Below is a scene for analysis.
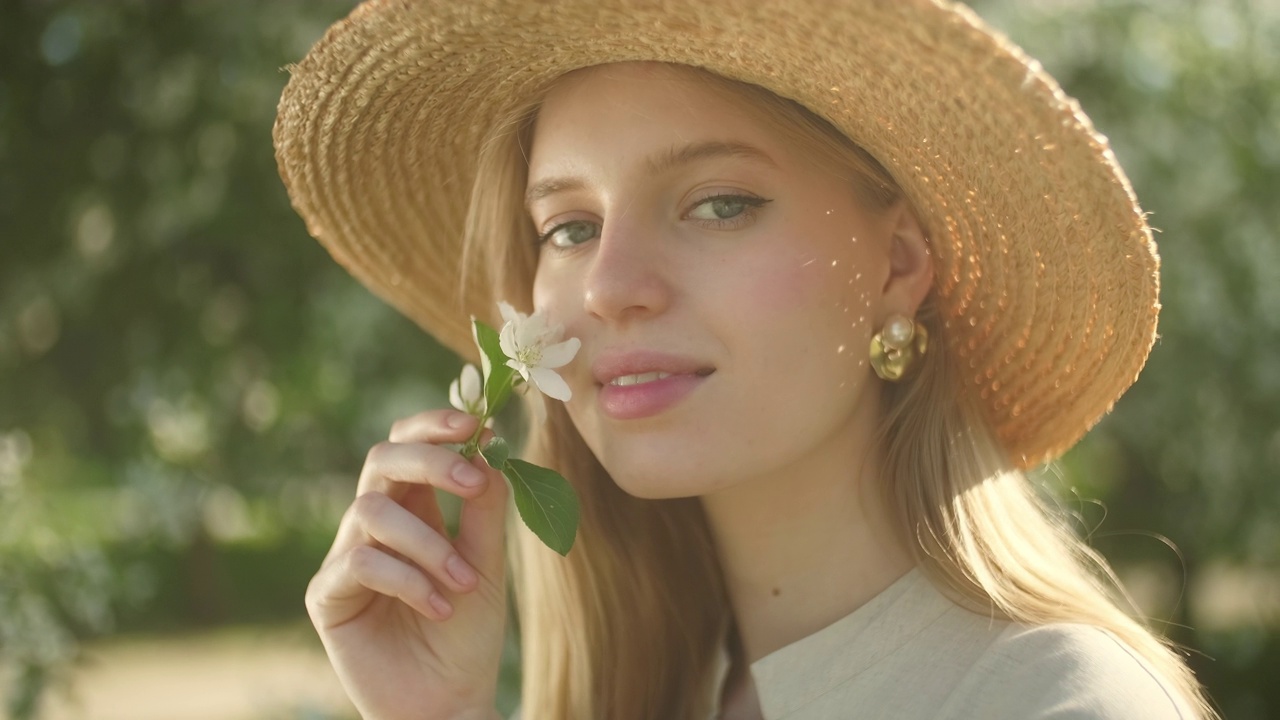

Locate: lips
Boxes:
[586,349,717,420]
[591,349,716,387]
[609,370,678,386]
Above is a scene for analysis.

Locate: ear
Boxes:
[879,201,934,321]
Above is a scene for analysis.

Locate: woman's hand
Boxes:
[306,409,509,720]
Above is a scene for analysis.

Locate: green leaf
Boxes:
[480,436,510,470]
[503,459,579,556]
[472,317,518,415]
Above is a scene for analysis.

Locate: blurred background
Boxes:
[0,0,1276,718]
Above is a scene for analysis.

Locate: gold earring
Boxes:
[869,314,929,381]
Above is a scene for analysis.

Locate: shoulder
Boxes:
[938,622,1195,720]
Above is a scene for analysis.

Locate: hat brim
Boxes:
[273,0,1159,469]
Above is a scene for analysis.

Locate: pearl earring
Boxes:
[869,314,929,381]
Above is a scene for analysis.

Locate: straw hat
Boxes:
[273,0,1159,470]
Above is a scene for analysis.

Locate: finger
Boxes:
[350,491,480,594]
[356,440,490,500]
[401,483,448,537]
[389,409,479,445]
[307,545,452,627]
[454,454,510,580]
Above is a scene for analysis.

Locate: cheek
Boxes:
[724,248,883,421]
[531,271,549,310]
[730,240,877,345]
[531,264,568,315]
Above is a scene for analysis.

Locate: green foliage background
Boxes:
[1,1,1276,718]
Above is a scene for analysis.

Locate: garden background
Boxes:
[1,1,1277,718]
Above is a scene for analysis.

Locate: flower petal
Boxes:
[507,358,532,382]
[538,337,581,369]
[535,314,557,338]
[449,377,465,412]
[499,320,519,360]
[530,366,572,401]
[498,301,520,326]
[517,315,545,349]
[460,363,483,403]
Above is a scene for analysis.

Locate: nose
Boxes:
[581,217,671,322]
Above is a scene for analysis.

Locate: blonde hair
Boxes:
[460,63,1217,720]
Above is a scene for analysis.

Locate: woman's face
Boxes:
[528,62,903,499]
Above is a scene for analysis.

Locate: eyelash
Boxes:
[534,193,773,253]
[687,193,773,228]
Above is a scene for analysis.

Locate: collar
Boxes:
[708,568,952,719]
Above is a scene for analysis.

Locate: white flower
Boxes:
[497,301,581,403]
[448,363,485,416]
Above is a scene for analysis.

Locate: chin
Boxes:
[605,455,733,500]
[579,424,735,499]
[609,472,696,500]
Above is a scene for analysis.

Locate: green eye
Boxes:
[691,196,749,220]
[688,194,770,224]
[541,220,599,248]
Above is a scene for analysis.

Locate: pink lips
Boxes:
[592,349,715,421]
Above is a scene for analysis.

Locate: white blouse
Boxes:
[704,568,1195,719]
[509,568,1196,719]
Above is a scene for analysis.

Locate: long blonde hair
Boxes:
[460,63,1217,720]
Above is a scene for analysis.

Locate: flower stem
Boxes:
[460,420,488,460]
[461,377,512,459]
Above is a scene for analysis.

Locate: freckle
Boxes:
[772,587,782,597]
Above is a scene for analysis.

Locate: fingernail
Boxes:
[446,553,478,586]
[447,412,471,429]
[429,592,453,617]
[452,463,486,487]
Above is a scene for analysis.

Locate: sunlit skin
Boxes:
[528,62,934,715]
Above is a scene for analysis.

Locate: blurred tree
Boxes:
[0,0,1276,718]
[0,1,462,716]
[971,2,1280,717]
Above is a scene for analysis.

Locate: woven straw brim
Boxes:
[273,0,1159,470]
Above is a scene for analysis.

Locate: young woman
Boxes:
[274,1,1216,718]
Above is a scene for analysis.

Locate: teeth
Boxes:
[609,371,672,386]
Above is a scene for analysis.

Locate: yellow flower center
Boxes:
[516,346,542,367]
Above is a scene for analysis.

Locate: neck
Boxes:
[698,399,914,666]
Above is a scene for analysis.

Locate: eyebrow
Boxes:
[523,140,777,209]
